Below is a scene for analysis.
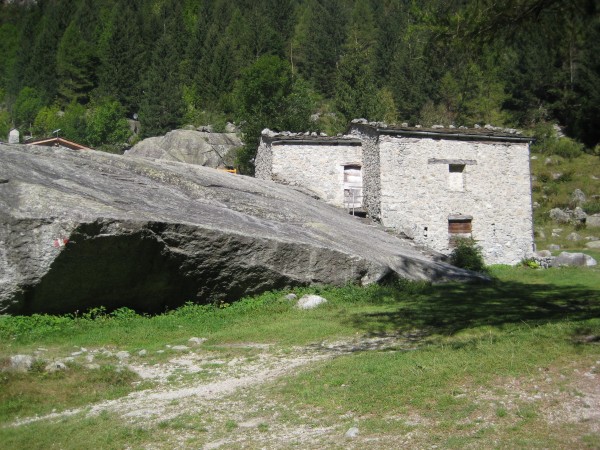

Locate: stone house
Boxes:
[256,121,535,265]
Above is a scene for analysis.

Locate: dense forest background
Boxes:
[1,0,598,170]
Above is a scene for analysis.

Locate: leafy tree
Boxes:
[85,98,130,147]
[60,101,87,143]
[12,87,44,132]
[233,55,315,173]
[33,104,62,137]
[0,23,20,94]
[0,109,11,140]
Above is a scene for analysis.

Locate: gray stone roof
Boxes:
[349,120,534,143]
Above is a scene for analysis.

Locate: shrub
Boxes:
[546,138,584,160]
[582,201,600,215]
[519,258,541,269]
[449,238,488,273]
[537,172,552,183]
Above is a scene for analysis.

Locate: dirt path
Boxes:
[10,334,417,429]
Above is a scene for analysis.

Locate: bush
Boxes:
[582,201,600,215]
[449,238,488,273]
[545,138,584,160]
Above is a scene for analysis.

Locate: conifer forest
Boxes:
[1,0,598,171]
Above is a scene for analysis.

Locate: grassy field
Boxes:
[530,149,600,251]
[0,262,599,449]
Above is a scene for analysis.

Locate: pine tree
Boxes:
[334,1,380,121]
[56,21,97,105]
[291,0,348,96]
[138,0,185,137]
[97,0,147,115]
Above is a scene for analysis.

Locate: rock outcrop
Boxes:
[125,129,241,168]
[0,144,479,315]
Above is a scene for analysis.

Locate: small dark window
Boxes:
[449,164,465,173]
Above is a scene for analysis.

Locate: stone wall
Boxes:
[377,135,534,264]
[256,135,362,208]
[347,124,381,219]
[255,136,273,179]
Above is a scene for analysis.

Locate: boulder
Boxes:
[571,189,586,205]
[8,354,33,372]
[566,232,582,241]
[585,241,600,249]
[125,129,241,168]
[573,207,587,223]
[0,145,481,315]
[587,214,600,228]
[8,129,19,144]
[296,294,327,310]
[45,361,67,373]
[551,252,597,267]
[549,208,571,224]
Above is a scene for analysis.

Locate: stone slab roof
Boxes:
[349,121,534,143]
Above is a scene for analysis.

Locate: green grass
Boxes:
[0,264,599,448]
[530,150,600,251]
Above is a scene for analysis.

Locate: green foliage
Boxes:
[519,258,541,269]
[56,21,97,105]
[2,0,599,149]
[233,55,316,173]
[547,138,585,160]
[582,201,600,215]
[85,99,129,147]
[32,105,62,137]
[449,238,488,273]
[12,87,44,131]
[0,109,10,140]
[60,102,87,143]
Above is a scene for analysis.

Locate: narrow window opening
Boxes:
[343,164,363,215]
[448,164,466,191]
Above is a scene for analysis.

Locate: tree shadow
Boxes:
[349,278,600,337]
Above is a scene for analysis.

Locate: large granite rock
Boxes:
[0,144,480,315]
[125,129,241,168]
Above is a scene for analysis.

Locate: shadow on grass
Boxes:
[351,278,600,336]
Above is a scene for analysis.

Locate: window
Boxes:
[448,164,465,191]
[343,164,363,211]
[448,216,472,246]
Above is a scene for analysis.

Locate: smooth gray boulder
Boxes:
[8,354,33,372]
[0,144,480,315]
[588,214,600,228]
[125,129,241,168]
[296,294,327,310]
[551,252,597,267]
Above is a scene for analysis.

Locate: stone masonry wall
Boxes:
[255,137,273,179]
[378,135,534,264]
[256,138,363,208]
[348,125,381,220]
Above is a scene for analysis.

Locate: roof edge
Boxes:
[376,128,534,143]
